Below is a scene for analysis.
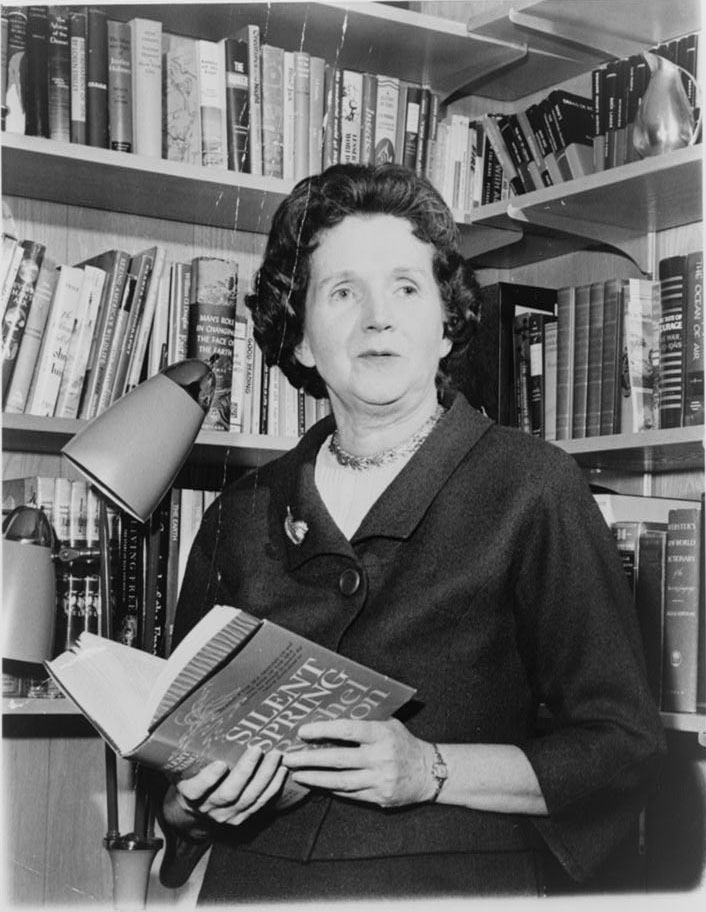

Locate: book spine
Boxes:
[360,72,377,166]
[402,84,422,171]
[130,18,162,158]
[292,51,310,180]
[415,87,431,177]
[229,312,248,433]
[4,7,28,134]
[322,65,341,168]
[373,74,399,164]
[223,37,250,173]
[86,6,108,148]
[527,313,551,437]
[69,7,87,144]
[619,278,660,433]
[107,19,132,152]
[162,33,201,165]
[585,281,605,437]
[571,284,591,439]
[110,252,154,402]
[116,515,143,647]
[125,246,167,392]
[682,249,704,426]
[1,239,46,398]
[658,255,687,429]
[261,44,285,178]
[186,257,238,431]
[240,24,261,176]
[340,69,363,165]
[308,55,326,174]
[162,488,182,658]
[47,7,71,142]
[543,319,558,441]
[555,286,575,440]
[635,527,667,707]
[599,278,622,436]
[662,507,702,712]
[25,5,49,137]
[282,51,295,180]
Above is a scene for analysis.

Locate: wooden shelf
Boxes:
[1,412,296,469]
[462,146,704,269]
[660,712,706,748]
[554,425,704,474]
[2,696,79,716]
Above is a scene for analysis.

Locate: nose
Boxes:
[361,288,393,332]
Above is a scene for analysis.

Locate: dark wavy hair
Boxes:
[244,162,480,398]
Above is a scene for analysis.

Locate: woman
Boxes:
[159,163,665,901]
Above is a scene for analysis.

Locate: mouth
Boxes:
[358,350,399,359]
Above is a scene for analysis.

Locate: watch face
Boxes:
[432,761,448,780]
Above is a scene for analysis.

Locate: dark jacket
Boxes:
[165,392,665,888]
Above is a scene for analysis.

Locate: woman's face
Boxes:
[295,214,451,419]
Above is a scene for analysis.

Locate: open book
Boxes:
[46,605,416,800]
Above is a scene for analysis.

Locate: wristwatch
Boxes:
[429,742,448,802]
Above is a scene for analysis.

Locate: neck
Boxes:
[329,392,441,457]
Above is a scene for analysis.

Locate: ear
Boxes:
[294,334,316,368]
[439,334,453,359]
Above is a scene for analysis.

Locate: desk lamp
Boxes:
[61,358,215,908]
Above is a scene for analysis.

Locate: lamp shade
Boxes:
[61,360,215,522]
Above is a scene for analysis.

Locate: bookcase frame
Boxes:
[2,0,704,903]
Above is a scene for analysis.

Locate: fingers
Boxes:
[297,718,383,745]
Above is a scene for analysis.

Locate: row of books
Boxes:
[2,473,220,669]
[594,491,705,715]
[512,250,704,442]
[0,230,330,437]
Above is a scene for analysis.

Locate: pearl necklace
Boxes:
[328,404,446,471]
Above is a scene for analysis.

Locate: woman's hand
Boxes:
[164,745,289,834]
[283,718,436,807]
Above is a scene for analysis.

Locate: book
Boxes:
[69,7,87,144]
[309,55,326,174]
[292,51,310,180]
[223,36,250,173]
[162,32,201,165]
[658,255,687,429]
[599,278,623,436]
[591,66,606,173]
[2,474,56,516]
[3,255,59,414]
[129,18,162,158]
[4,6,27,134]
[662,506,702,713]
[682,249,704,426]
[360,71,377,166]
[108,247,156,403]
[585,280,605,437]
[260,43,285,178]
[107,19,132,152]
[635,526,668,706]
[47,6,71,143]
[373,74,400,164]
[401,83,423,172]
[25,5,49,138]
[26,265,85,417]
[186,256,239,431]
[620,277,660,433]
[548,90,594,181]
[571,283,591,439]
[76,248,130,420]
[86,6,109,148]
[527,312,557,438]
[1,238,46,398]
[233,24,261,177]
[229,310,248,433]
[124,245,167,393]
[46,604,416,802]
[282,51,295,181]
[322,64,341,168]
[340,68,363,166]
[543,318,558,441]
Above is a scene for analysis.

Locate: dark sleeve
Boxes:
[514,454,666,882]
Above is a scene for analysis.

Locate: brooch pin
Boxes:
[284,506,308,545]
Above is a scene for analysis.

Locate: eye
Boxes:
[395,280,419,298]
[330,286,352,302]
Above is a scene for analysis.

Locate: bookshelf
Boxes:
[2,0,704,904]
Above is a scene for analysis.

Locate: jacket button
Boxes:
[338,568,361,596]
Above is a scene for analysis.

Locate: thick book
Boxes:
[260,43,285,178]
[46,604,416,801]
[107,19,132,152]
[662,506,703,713]
[223,36,250,173]
[599,278,623,436]
[309,55,326,173]
[197,38,227,169]
[5,7,28,134]
[527,312,557,438]
[86,6,109,148]
[571,283,592,439]
[187,256,238,431]
[555,285,575,440]
[620,277,660,433]
[25,5,49,138]
[130,17,162,158]
[162,32,201,165]
[292,51,310,180]
[373,74,400,165]
[658,255,687,429]
[69,7,87,144]
[1,238,46,398]
[108,247,156,403]
[635,526,668,706]
[359,71,377,166]
[585,280,605,437]
[47,7,71,142]
[546,90,594,181]
[682,249,704,426]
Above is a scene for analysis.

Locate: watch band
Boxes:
[429,742,448,802]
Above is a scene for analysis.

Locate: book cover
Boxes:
[620,277,660,433]
[125,245,167,393]
[535,98,564,185]
[662,506,702,713]
[543,319,558,441]
[162,32,201,165]
[635,526,668,706]
[292,51,310,180]
[2,474,55,516]
[625,53,649,165]
[359,71,377,166]
[223,36,250,173]
[340,68,363,165]
[109,247,156,402]
[3,255,59,414]
[46,604,416,803]
[599,278,623,436]
[47,6,70,143]
[54,263,106,419]
[585,280,605,437]
[658,255,687,429]
[5,6,28,134]
[480,113,523,197]
[394,81,408,166]
[682,249,704,426]
[1,238,46,398]
[549,90,594,181]
[373,74,399,165]
[1,236,22,311]
[69,7,87,144]
[187,256,238,431]
[167,261,191,364]
[77,248,131,420]
[86,6,109,148]
[26,264,85,417]
[322,65,341,168]
[516,107,551,187]
[571,283,591,439]
[261,43,285,178]
[591,66,606,173]
[107,18,132,152]
[25,5,49,138]
[130,17,162,158]
[163,487,182,658]
[282,51,295,181]
[116,513,144,648]
[233,24,261,176]
[229,311,248,433]
[401,83,422,172]
[513,313,532,434]
[414,86,431,177]
[309,55,326,174]
[528,312,557,438]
